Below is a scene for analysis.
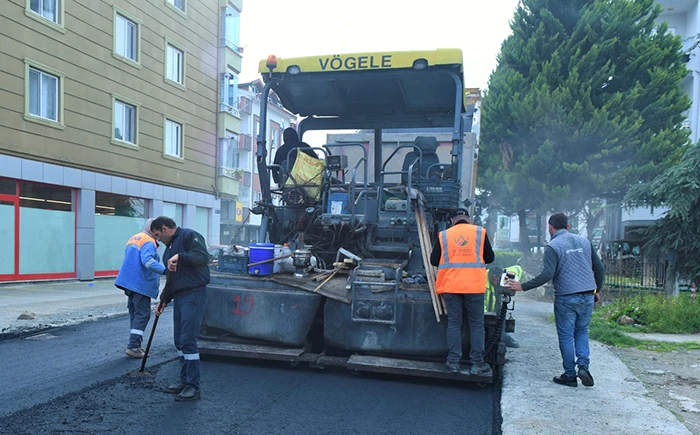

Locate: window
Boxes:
[29,68,58,121]
[222,6,241,51]
[164,117,184,160]
[19,182,75,275]
[24,59,64,129]
[165,0,186,15]
[25,0,65,33]
[220,71,239,115]
[94,193,147,272]
[111,94,139,147]
[113,7,141,68]
[165,39,186,89]
[220,136,239,170]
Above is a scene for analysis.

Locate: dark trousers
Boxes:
[126,291,151,349]
[443,293,486,365]
[173,287,207,389]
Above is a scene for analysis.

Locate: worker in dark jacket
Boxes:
[151,216,210,402]
[272,127,316,185]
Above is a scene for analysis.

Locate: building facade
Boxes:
[221,80,296,244]
[0,0,223,281]
[215,0,244,243]
[659,0,700,142]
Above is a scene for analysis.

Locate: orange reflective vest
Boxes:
[126,232,157,249]
[435,224,487,294]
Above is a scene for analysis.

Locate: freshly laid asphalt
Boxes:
[0,278,693,434]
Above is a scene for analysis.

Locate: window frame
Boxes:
[164,37,187,91]
[111,93,140,149]
[25,0,65,33]
[112,6,142,70]
[163,115,186,162]
[23,58,65,130]
[164,0,187,18]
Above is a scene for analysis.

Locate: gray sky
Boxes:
[238,0,519,90]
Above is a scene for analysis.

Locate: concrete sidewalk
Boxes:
[501,295,691,435]
[0,279,128,338]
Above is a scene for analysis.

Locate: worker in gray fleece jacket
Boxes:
[505,213,604,388]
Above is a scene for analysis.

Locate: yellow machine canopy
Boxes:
[258,49,467,123]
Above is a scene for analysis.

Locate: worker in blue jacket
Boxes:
[115,218,167,358]
[151,216,210,402]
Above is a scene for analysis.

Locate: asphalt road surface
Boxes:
[0,315,500,435]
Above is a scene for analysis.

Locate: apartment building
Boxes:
[215,0,245,242]
[601,1,698,246]
[220,80,296,243]
[0,0,222,281]
[659,0,700,142]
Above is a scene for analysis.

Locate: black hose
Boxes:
[485,294,510,357]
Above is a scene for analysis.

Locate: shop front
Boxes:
[0,178,76,281]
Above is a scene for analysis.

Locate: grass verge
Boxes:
[589,293,700,352]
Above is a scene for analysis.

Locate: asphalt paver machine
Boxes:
[199,49,509,384]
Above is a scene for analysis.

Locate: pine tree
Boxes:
[480,0,691,247]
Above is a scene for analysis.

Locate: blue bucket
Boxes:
[248,242,275,276]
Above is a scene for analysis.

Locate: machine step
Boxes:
[346,355,492,383]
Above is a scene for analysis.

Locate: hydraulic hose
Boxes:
[485,293,510,357]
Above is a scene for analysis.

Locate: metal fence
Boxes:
[602,258,666,291]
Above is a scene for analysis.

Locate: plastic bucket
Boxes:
[248,242,275,276]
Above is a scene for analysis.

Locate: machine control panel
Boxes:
[326,155,349,171]
[384,199,408,211]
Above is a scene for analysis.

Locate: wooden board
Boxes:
[414,199,442,320]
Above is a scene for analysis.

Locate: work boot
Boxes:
[175,386,201,402]
[470,361,493,377]
[503,334,520,349]
[553,373,578,387]
[161,380,186,394]
[125,348,145,358]
[445,361,461,373]
[578,366,594,387]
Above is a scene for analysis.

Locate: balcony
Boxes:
[239,133,253,150]
[220,39,242,74]
[216,173,239,198]
[218,110,241,137]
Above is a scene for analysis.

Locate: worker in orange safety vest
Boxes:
[430,208,495,376]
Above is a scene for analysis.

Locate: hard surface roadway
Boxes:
[0,313,500,435]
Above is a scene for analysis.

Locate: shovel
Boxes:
[128,314,160,377]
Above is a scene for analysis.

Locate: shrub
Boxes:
[492,250,523,271]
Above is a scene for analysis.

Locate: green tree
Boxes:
[480,0,691,248]
[626,144,700,297]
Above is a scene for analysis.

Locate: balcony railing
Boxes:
[221,37,243,54]
[220,103,241,118]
